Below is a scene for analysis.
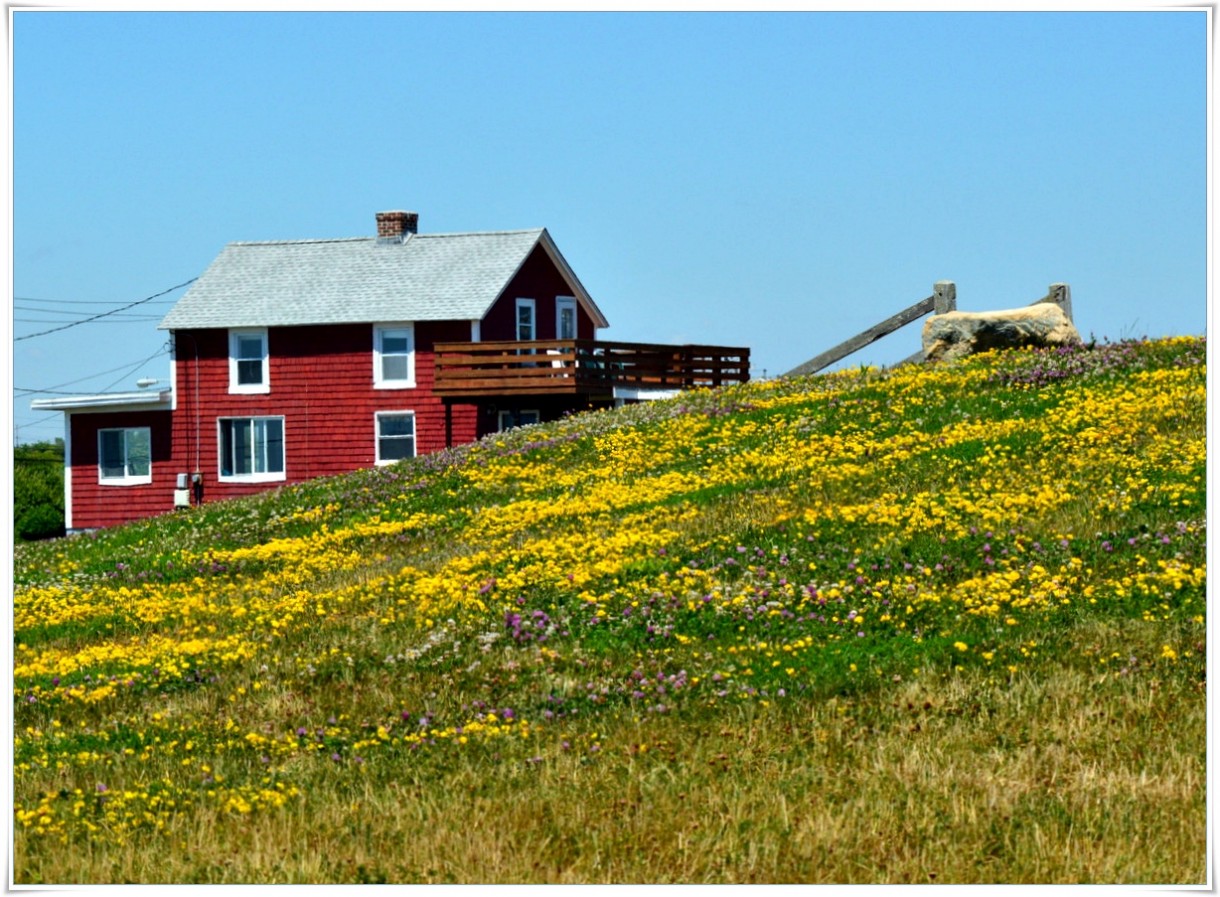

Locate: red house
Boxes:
[34,210,749,532]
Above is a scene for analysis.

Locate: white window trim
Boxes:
[98,426,153,486]
[556,295,578,340]
[375,410,417,465]
[515,298,536,341]
[228,328,270,395]
[373,322,416,389]
[217,416,286,483]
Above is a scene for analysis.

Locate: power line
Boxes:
[15,387,105,395]
[15,304,165,315]
[16,308,163,317]
[14,343,172,446]
[15,344,171,399]
[14,347,174,395]
[14,277,197,341]
[15,295,179,306]
[97,343,172,393]
[16,412,68,433]
[16,316,164,325]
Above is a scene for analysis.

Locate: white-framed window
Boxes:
[98,427,152,485]
[229,329,269,394]
[497,409,540,431]
[375,411,416,464]
[218,416,285,482]
[373,323,416,389]
[515,298,536,341]
[515,298,537,365]
[556,296,578,340]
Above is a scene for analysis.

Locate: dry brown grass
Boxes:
[18,651,1205,885]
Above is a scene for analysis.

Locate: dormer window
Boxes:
[229,329,269,394]
[374,323,415,389]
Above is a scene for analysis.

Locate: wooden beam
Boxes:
[1033,283,1073,322]
[782,295,936,378]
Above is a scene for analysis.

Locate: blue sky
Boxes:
[8,8,1209,445]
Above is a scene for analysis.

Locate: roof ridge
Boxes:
[227,228,544,248]
[229,237,372,247]
[416,228,544,237]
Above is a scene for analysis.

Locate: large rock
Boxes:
[922,303,1081,363]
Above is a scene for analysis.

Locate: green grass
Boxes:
[12,337,1207,884]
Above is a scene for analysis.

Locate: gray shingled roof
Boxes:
[159,228,608,330]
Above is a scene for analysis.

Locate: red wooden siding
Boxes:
[170,323,480,508]
[67,409,174,529]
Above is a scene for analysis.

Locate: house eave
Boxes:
[533,230,611,329]
[31,390,173,413]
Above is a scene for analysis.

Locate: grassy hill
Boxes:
[13,336,1207,884]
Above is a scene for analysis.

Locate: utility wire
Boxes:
[16,317,163,325]
[14,277,197,341]
[15,295,179,305]
[17,344,171,398]
[15,387,106,396]
[97,343,172,393]
[17,411,69,432]
[14,344,172,443]
[15,304,165,315]
[15,348,175,395]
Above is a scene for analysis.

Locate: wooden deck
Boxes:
[433,339,750,399]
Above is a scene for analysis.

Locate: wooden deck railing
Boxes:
[433,339,751,398]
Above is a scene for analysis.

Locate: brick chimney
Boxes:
[375,210,419,242]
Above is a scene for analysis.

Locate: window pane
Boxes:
[237,335,263,359]
[99,431,126,478]
[237,359,263,386]
[382,355,410,381]
[126,429,151,477]
[257,419,284,474]
[266,419,284,473]
[381,331,410,354]
[559,307,576,339]
[220,422,234,477]
[379,436,415,461]
[379,415,414,438]
[232,419,253,475]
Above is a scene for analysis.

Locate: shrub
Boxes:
[14,440,64,541]
[16,504,64,541]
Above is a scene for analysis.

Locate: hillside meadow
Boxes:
[11,336,1208,884]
